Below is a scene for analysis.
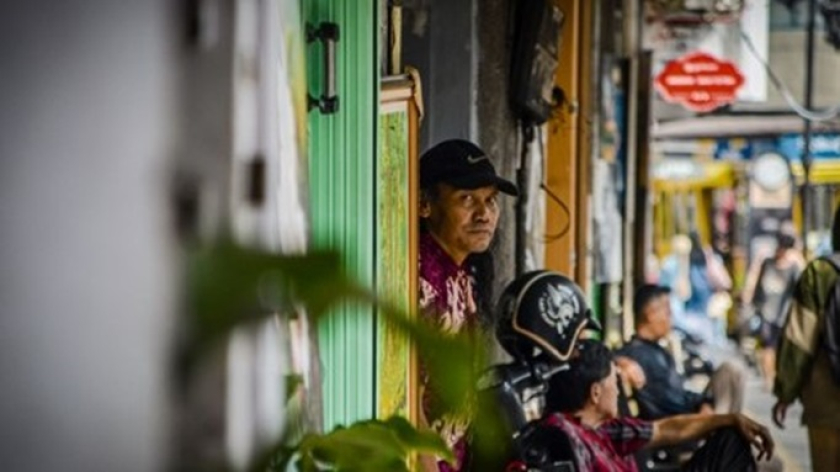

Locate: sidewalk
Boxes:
[702,342,811,471]
[743,373,810,472]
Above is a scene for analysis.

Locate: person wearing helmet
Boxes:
[495,270,646,392]
[417,139,517,472]
[543,339,773,472]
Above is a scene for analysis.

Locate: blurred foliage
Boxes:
[291,417,452,471]
[182,239,503,471]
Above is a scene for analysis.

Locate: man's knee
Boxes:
[713,361,746,395]
[714,361,744,383]
[705,426,756,468]
[708,426,749,448]
[683,427,756,472]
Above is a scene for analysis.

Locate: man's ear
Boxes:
[419,195,432,218]
[589,382,603,405]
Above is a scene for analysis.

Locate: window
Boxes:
[770,1,825,31]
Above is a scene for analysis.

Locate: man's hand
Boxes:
[697,403,714,416]
[772,401,789,429]
[615,356,646,390]
[733,414,774,461]
[650,412,774,458]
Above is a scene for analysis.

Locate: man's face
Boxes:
[420,183,500,263]
[595,363,620,420]
[644,295,672,339]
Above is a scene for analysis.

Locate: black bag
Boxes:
[820,255,840,385]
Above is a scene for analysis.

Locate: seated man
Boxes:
[618,284,744,419]
[543,339,773,471]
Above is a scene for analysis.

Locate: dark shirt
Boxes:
[754,258,799,328]
[544,412,653,472]
[617,336,711,419]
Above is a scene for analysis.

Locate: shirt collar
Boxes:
[419,232,466,272]
[631,335,669,352]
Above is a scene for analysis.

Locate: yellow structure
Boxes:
[544,0,593,287]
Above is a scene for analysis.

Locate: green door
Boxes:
[305,0,378,430]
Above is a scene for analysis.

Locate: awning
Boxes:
[792,161,840,185]
[653,114,840,140]
[652,160,736,191]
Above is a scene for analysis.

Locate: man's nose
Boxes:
[473,202,491,221]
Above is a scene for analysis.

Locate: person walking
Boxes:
[773,205,840,472]
[748,233,802,390]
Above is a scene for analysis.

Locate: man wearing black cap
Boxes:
[416,139,517,472]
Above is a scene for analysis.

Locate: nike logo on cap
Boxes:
[467,155,488,164]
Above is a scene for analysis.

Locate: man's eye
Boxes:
[461,195,475,205]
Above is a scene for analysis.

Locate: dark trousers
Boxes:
[681,427,756,472]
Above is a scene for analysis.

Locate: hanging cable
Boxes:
[737,26,840,122]
[535,126,572,242]
[541,183,572,241]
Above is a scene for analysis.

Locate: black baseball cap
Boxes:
[420,139,518,196]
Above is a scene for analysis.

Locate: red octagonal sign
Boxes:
[654,51,745,113]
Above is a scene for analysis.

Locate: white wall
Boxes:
[0,2,178,470]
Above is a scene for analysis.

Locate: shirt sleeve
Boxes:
[752,260,769,310]
[599,417,653,456]
[624,344,706,417]
[634,379,706,417]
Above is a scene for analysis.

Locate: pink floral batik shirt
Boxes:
[418,232,478,472]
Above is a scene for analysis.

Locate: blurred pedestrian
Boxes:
[748,233,802,390]
[659,234,695,338]
[686,231,732,346]
[773,205,840,472]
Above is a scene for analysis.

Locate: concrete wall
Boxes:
[403,0,519,305]
[402,0,478,151]
[0,1,181,470]
[0,1,240,469]
[476,0,520,302]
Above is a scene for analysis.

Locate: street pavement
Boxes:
[700,341,811,472]
[744,375,810,472]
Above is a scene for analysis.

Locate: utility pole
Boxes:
[801,0,817,257]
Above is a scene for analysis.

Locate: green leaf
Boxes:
[382,416,451,457]
[183,239,360,365]
[181,239,497,470]
[379,305,486,416]
[296,417,453,471]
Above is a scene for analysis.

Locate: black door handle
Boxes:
[307,22,340,114]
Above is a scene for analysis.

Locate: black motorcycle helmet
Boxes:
[496,270,600,362]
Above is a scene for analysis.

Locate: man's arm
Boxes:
[628,351,708,417]
[647,413,773,461]
[633,385,708,417]
[742,257,766,305]
[614,356,646,390]
[618,342,708,417]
